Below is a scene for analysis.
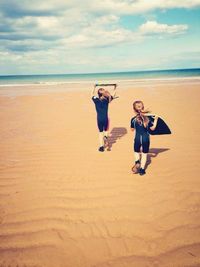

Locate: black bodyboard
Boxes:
[147,116,171,135]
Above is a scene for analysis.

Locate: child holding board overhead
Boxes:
[130,100,158,175]
[91,84,117,152]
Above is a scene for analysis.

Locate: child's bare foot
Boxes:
[104,136,109,148]
[131,161,140,174]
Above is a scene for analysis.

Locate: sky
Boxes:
[0,0,200,75]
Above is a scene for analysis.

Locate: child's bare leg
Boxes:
[103,131,109,148]
[104,131,108,138]
[140,153,147,169]
[139,153,147,175]
[134,152,140,163]
[99,132,104,147]
[132,152,140,173]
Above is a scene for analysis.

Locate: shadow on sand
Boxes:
[146,148,170,169]
[107,127,127,151]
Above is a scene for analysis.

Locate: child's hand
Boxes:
[154,115,159,121]
[103,90,110,97]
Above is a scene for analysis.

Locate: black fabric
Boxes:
[92,96,112,132]
[97,118,109,132]
[134,133,150,153]
[92,96,112,119]
[131,117,153,153]
[130,117,153,133]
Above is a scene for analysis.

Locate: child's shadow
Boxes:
[107,127,127,151]
[146,148,170,169]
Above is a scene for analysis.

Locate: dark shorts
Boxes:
[134,134,150,153]
[97,117,109,132]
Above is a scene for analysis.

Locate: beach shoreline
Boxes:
[0,75,200,87]
[0,77,200,97]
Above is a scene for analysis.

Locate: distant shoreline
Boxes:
[0,68,200,86]
[0,76,200,88]
[0,76,200,98]
[1,67,200,77]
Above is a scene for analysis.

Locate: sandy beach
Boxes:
[0,79,200,267]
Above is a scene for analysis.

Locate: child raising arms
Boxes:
[91,84,117,152]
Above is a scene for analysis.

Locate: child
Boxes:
[130,100,158,175]
[91,85,117,152]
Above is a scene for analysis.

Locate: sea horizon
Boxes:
[0,67,200,86]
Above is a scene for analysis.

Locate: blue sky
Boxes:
[0,0,200,75]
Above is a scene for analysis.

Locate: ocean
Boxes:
[0,68,200,86]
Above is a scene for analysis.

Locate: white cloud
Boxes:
[139,20,188,35]
[0,14,189,52]
[0,0,199,74]
[59,18,188,49]
[0,0,196,47]
[89,0,200,14]
[64,28,132,48]
[1,0,200,17]
[61,15,138,48]
[0,13,141,50]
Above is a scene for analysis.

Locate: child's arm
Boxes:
[105,84,118,102]
[91,85,97,98]
[130,117,136,132]
[150,116,158,131]
[103,90,113,102]
[111,84,117,97]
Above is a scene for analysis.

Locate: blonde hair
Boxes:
[133,100,150,128]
